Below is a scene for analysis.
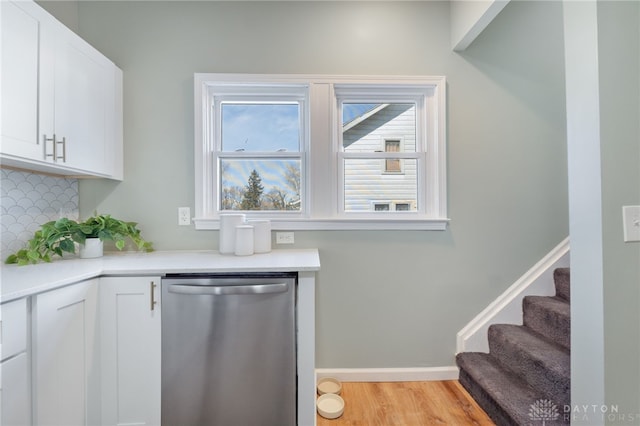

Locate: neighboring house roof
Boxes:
[343,104,388,132]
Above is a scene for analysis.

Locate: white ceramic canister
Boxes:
[234,225,254,256]
[79,238,104,259]
[219,213,246,254]
[247,219,271,253]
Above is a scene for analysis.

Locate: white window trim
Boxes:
[194,73,448,231]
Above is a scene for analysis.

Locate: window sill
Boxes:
[193,217,450,231]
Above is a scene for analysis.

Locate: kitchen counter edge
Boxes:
[0,249,321,303]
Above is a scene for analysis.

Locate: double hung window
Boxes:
[217,97,305,213]
[194,74,447,230]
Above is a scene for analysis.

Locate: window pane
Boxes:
[342,103,416,153]
[221,103,300,152]
[220,159,301,211]
[343,159,418,212]
[385,140,402,172]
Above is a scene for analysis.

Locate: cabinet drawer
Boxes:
[0,298,28,361]
[0,352,31,426]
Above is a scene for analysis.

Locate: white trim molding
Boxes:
[456,237,570,354]
[193,217,449,231]
[193,73,448,231]
[315,366,459,383]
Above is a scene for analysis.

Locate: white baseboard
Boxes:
[456,237,570,354]
[315,366,459,382]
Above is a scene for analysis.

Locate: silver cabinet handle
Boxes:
[151,281,157,311]
[43,134,66,163]
[168,282,288,296]
[44,134,56,161]
[58,136,66,162]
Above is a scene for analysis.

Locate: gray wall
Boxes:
[37,0,78,32]
[74,1,568,368]
[598,1,640,419]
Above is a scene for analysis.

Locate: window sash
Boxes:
[219,102,302,153]
[337,152,426,216]
[208,87,308,217]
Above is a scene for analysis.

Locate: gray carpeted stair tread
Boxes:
[457,352,569,426]
[456,268,570,425]
[554,268,570,302]
[488,324,570,408]
[523,295,570,350]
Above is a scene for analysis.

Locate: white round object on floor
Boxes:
[316,393,345,419]
[317,377,342,395]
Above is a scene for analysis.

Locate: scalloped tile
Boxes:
[1,170,79,258]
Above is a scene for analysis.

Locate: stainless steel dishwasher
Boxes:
[161,273,297,426]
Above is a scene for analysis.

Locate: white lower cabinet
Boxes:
[25,276,160,426]
[1,352,31,426]
[33,279,100,426]
[0,298,31,426]
[100,276,161,426]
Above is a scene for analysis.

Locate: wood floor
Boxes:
[316,380,495,426]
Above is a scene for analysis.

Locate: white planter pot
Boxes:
[79,238,103,259]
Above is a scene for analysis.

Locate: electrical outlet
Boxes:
[178,207,191,226]
[276,232,295,244]
[623,205,640,242]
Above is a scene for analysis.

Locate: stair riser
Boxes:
[459,366,569,426]
[488,328,570,408]
[523,299,570,350]
[458,368,520,426]
[554,268,570,302]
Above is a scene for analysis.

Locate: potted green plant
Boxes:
[5,214,153,265]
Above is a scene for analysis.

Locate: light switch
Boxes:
[622,205,640,242]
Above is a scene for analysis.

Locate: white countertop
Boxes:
[0,249,320,303]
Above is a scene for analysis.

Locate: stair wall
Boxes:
[457,238,570,354]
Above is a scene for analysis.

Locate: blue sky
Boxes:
[221,103,299,152]
[343,103,379,125]
[220,159,299,191]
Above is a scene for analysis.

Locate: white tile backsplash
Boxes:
[1,169,79,259]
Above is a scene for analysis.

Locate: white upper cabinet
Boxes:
[1,1,50,160]
[51,23,121,177]
[1,0,123,180]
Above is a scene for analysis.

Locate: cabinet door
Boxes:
[53,24,113,176]
[1,0,122,179]
[0,0,54,161]
[0,298,31,426]
[0,298,28,360]
[100,277,161,426]
[34,279,100,426]
[0,353,31,426]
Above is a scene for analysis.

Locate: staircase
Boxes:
[456,268,570,426]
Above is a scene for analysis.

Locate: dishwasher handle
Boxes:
[167,282,288,296]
